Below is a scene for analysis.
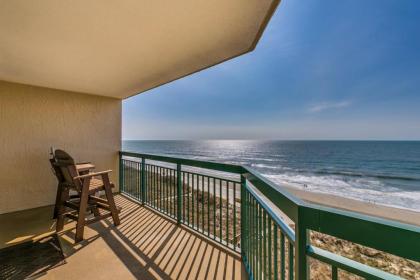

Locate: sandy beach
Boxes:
[282,185,420,227]
[178,171,420,226]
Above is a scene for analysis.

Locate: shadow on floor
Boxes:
[0,234,66,279]
[58,195,244,279]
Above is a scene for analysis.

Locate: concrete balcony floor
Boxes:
[0,195,245,279]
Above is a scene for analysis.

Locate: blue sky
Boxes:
[123,0,420,140]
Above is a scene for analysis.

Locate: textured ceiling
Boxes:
[0,0,280,99]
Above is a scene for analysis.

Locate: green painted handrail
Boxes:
[244,179,295,244]
[120,151,243,174]
[301,204,420,262]
[242,167,305,222]
[307,246,403,280]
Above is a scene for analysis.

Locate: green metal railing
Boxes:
[119,151,420,280]
[120,151,241,251]
[242,180,296,280]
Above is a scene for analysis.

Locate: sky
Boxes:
[123,0,420,140]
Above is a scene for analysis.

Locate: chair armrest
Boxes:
[74,170,112,180]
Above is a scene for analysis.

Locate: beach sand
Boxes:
[282,185,420,226]
[158,170,420,227]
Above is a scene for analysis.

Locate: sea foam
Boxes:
[265,173,420,212]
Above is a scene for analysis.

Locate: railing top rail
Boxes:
[242,167,306,222]
[302,203,420,262]
[244,180,296,244]
[307,246,403,280]
[120,151,243,174]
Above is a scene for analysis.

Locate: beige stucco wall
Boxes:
[0,81,121,214]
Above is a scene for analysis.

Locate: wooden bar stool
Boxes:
[50,153,95,220]
[50,149,121,243]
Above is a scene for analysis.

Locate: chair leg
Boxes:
[53,183,63,219]
[56,186,69,232]
[102,175,120,226]
[75,179,90,243]
[90,195,100,217]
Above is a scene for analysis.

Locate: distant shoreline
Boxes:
[123,139,420,142]
[176,170,420,226]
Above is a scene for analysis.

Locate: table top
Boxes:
[76,163,95,172]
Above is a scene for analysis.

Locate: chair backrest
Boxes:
[50,158,65,183]
[52,149,82,192]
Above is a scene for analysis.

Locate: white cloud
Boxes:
[308,100,352,113]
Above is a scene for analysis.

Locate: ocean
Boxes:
[122,140,420,212]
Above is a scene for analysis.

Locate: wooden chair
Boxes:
[50,147,94,220]
[51,149,120,243]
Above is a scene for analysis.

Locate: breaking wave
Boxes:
[264,173,420,212]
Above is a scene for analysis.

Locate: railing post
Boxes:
[141,157,146,205]
[119,153,123,193]
[295,206,310,280]
[176,163,182,224]
[240,174,246,259]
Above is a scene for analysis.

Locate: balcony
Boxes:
[1,194,244,279]
[1,152,419,280]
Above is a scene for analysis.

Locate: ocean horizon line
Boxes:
[123,139,420,142]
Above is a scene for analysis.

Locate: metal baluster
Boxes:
[332,266,338,280]
[263,210,267,279]
[289,242,294,280]
[201,175,204,232]
[281,232,285,280]
[233,181,237,250]
[213,177,216,238]
[219,178,223,242]
[207,176,210,235]
[177,164,182,223]
[268,216,272,279]
[141,158,145,204]
[192,173,195,228]
[226,181,230,246]
[274,226,278,280]
[182,172,185,223]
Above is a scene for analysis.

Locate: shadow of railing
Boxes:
[60,195,244,279]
